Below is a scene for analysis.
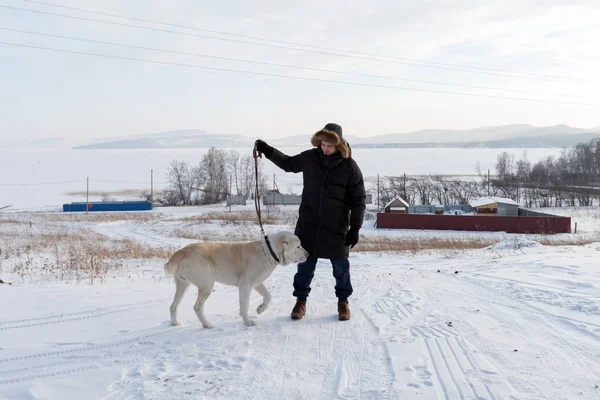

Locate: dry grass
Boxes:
[2,207,598,285]
[536,236,600,246]
[3,211,162,224]
[1,224,172,284]
[354,236,499,253]
[64,189,145,197]
[181,209,297,226]
[171,228,258,243]
[0,220,23,224]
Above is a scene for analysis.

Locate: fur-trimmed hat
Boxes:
[311,123,350,159]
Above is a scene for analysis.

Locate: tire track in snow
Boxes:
[1,316,249,390]
[455,275,600,377]
[433,279,597,399]
[412,325,466,400]
[0,364,101,386]
[411,322,502,400]
[0,299,169,331]
[318,320,343,399]
[224,294,396,399]
[0,324,194,365]
[320,302,398,399]
[93,222,183,249]
[0,324,211,386]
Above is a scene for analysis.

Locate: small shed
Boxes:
[382,196,410,214]
[470,197,519,216]
[227,195,247,206]
[263,190,302,205]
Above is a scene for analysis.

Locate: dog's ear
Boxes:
[279,236,288,247]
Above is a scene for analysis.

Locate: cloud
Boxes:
[1,0,599,140]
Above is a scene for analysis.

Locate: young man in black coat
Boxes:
[255,123,366,321]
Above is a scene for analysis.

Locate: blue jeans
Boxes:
[293,257,353,301]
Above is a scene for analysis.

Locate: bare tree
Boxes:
[226,150,241,195]
[410,177,433,205]
[495,152,515,182]
[201,147,229,204]
[165,160,202,205]
[238,154,268,199]
[516,150,531,182]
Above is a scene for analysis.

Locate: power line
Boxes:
[20,0,590,84]
[0,4,587,85]
[0,178,170,186]
[0,179,85,186]
[2,40,597,107]
[2,27,594,100]
[90,179,168,184]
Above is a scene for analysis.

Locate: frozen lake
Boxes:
[1,147,564,210]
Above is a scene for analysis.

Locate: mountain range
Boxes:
[4,124,599,149]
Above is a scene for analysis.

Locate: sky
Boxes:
[1,0,600,142]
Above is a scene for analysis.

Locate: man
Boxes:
[255,123,366,321]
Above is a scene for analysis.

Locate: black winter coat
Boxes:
[267,146,366,259]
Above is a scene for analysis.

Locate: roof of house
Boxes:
[383,195,410,210]
[470,197,519,208]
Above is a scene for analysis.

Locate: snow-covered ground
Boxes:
[1,204,600,399]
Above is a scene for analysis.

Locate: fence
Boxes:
[408,205,473,214]
[63,201,152,212]
[226,195,247,206]
[376,210,571,234]
[263,193,302,205]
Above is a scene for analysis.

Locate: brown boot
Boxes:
[291,299,306,320]
[338,300,351,321]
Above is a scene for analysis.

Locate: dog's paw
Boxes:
[202,322,214,329]
[257,304,268,314]
[244,319,259,327]
[171,320,182,326]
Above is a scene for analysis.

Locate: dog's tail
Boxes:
[164,248,186,276]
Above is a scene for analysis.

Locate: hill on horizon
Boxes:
[5,124,597,150]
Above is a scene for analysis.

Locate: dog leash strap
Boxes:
[253,146,280,263]
[253,146,265,235]
[264,235,280,263]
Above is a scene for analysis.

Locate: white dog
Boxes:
[164,231,308,328]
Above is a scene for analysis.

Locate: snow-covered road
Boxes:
[1,213,599,399]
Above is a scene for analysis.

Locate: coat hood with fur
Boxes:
[310,129,350,159]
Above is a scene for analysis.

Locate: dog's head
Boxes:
[270,231,308,265]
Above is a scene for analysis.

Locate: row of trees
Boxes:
[154,148,268,206]
[493,139,600,207]
[376,175,489,207]
[494,140,600,186]
[375,139,600,208]
[153,139,599,208]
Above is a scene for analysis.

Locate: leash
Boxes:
[253,144,280,263]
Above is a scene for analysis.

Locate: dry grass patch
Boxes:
[355,235,499,253]
[0,219,23,224]
[181,210,297,226]
[64,189,145,197]
[171,228,259,243]
[1,224,172,284]
[11,211,162,224]
[536,235,600,246]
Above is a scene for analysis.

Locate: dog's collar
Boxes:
[264,235,280,263]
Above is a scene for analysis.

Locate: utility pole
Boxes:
[403,172,407,200]
[487,169,490,196]
[229,174,232,212]
[86,177,89,214]
[150,169,154,204]
[377,174,380,209]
